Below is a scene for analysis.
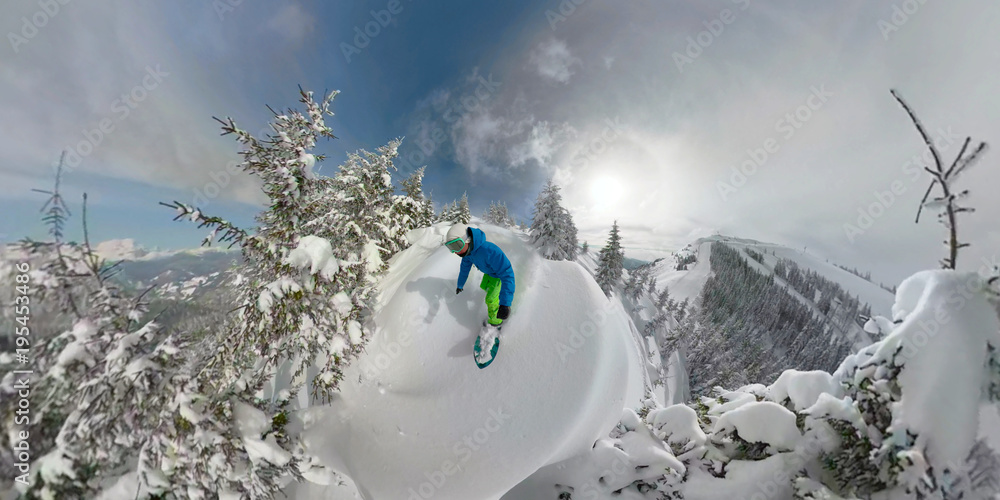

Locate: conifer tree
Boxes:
[530,179,578,260]
[398,166,431,228]
[457,192,471,224]
[595,220,625,296]
[421,192,436,228]
[437,200,458,223]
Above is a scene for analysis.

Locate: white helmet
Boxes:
[444,224,470,252]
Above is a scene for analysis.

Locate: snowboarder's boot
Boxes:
[482,319,503,331]
[475,319,502,368]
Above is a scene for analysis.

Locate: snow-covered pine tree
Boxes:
[166,89,363,398]
[457,192,471,224]
[436,200,456,223]
[492,202,502,225]
[483,201,514,227]
[595,220,624,296]
[582,241,589,253]
[0,188,253,497]
[624,263,652,301]
[529,179,578,260]
[325,138,416,263]
[398,166,432,229]
[422,192,436,228]
[152,88,410,494]
[561,207,578,260]
[483,201,498,225]
[503,202,516,228]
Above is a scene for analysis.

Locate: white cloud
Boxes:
[467,0,1000,283]
[266,3,315,47]
[529,38,581,84]
[450,110,577,178]
[0,0,268,206]
[508,121,576,168]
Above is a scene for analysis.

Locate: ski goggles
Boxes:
[444,237,467,253]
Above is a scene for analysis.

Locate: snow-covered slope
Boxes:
[721,238,894,317]
[652,240,713,304]
[286,224,649,499]
[651,235,894,317]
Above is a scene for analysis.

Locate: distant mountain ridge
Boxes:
[653,235,894,317]
[93,238,237,262]
[632,234,895,394]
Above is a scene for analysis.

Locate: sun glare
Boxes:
[590,175,625,207]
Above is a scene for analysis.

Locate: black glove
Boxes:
[497,305,510,320]
[456,288,463,295]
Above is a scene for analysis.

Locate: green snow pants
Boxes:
[480,275,503,326]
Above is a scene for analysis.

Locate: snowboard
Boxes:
[474,322,502,369]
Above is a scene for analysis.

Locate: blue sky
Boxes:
[1,0,548,248]
[3,0,1000,283]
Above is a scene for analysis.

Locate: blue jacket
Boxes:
[457,227,516,307]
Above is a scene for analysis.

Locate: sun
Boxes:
[590,175,625,206]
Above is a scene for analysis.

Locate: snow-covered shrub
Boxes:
[0,237,228,498]
[570,269,1000,499]
[0,88,423,497]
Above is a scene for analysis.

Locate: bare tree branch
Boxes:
[945,137,971,177]
[915,180,936,223]
[891,89,944,173]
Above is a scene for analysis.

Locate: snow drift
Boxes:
[503,269,1000,499]
[285,223,648,499]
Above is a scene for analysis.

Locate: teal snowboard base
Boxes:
[474,326,502,369]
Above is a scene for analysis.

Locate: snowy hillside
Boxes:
[113,249,238,297]
[281,223,651,499]
[652,235,894,317]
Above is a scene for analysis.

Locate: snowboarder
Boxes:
[444,223,515,328]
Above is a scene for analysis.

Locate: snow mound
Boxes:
[767,369,840,411]
[292,223,646,499]
[868,270,1000,470]
[713,401,802,451]
[647,405,707,456]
